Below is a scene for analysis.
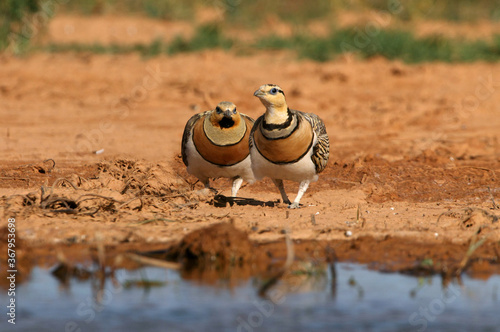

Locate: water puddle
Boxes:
[1,263,499,332]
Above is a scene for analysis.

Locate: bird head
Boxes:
[254,84,290,125]
[253,84,287,109]
[209,101,240,129]
[204,101,247,146]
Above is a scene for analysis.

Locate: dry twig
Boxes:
[126,253,180,270]
[258,229,294,296]
[454,226,490,276]
[487,186,499,210]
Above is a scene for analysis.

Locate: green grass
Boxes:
[41,24,233,57]
[167,24,233,54]
[346,0,500,22]
[0,0,41,51]
[58,0,500,23]
[61,0,196,20]
[256,28,500,63]
[43,40,163,57]
[222,0,335,27]
[34,23,500,64]
[3,0,500,53]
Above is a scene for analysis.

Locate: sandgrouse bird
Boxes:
[250,84,329,208]
[182,101,255,196]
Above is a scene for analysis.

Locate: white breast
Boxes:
[250,133,319,183]
[185,137,255,182]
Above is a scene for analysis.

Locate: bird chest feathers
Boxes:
[254,117,314,164]
[192,115,252,166]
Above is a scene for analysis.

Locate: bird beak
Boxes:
[224,109,233,118]
[254,89,264,97]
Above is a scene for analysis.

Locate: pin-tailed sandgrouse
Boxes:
[182,101,255,196]
[250,84,329,208]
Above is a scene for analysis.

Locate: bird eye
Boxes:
[270,88,278,95]
[215,107,222,114]
[233,108,237,114]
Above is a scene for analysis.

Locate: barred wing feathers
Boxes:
[299,111,329,173]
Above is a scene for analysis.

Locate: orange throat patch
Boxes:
[254,118,313,164]
[192,117,252,166]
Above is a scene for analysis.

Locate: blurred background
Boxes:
[2,0,500,62]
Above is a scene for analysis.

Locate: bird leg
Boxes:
[200,178,217,194]
[231,176,243,197]
[272,179,291,205]
[289,180,310,209]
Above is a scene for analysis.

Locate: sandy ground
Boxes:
[1,15,500,282]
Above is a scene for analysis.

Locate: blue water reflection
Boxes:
[1,263,499,332]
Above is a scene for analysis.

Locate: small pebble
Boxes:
[345,230,352,237]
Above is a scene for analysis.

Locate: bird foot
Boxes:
[288,202,301,209]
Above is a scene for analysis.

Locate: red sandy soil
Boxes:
[1,15,500,283]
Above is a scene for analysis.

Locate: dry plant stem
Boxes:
[487,186,499,210]
[76,193,124,204]
[96,241,106,270]
[258,229,294,297]
[40,177,79,208]
[125,253,181,270]
[455,227,489,276]
[43,158,56,171]
[436,207,499,226]
[13,158,55,171]
[117,196,142,209]
[129,218,176,225]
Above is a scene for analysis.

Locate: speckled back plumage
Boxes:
[181,111,207,167]
[301,111,329,173]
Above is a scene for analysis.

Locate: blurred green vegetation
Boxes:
[42,24,233,56]
[40,24,500,64]
[0,0,41,51]
[2,0,500,63]
[58,0,500,23]
[62,0,196,20]
[167,24,232,54]
[257,29,500,63]
[222,0,335,28]
[360,0,500,22]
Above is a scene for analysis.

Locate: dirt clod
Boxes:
[172,222,254,266]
